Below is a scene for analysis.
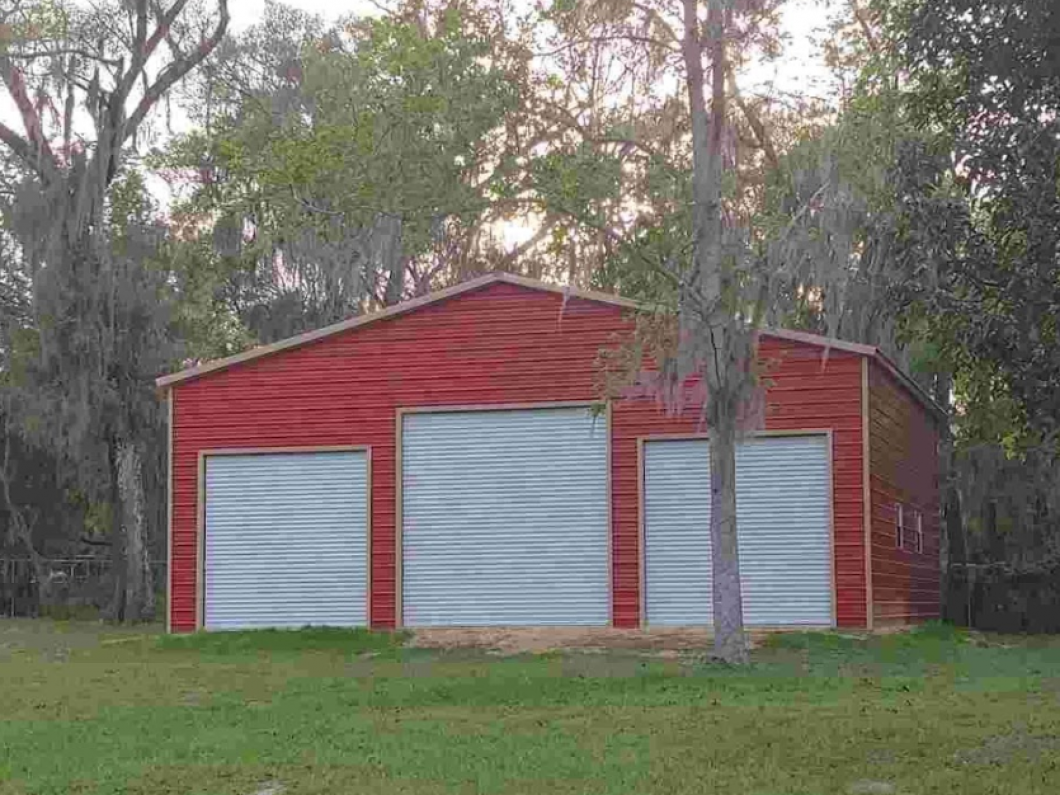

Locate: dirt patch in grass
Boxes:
[953,726,1060,766]
[408,626,858,655]
[411,627,726,655]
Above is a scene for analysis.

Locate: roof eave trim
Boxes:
[870,350,950,425]
[756,327,879,358]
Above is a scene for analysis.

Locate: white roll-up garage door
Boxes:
[401,407,609,626]
[644,435,833,627]
[204,450,368,630]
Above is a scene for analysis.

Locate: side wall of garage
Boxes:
[867,360,942,626]
[169,281,872,632]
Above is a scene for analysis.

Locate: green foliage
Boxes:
[0,0,70,50]
[530,145,624,221]
[160,5,517,340]
[592,219,687,306]
[751,46,941,358]
[880,0,1060,437]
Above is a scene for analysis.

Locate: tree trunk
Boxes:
[944,475,969,624]
[107,438,155,622]
[934,373,968,625]
[709,407,747,662]
[118,440,155,622]
[106,440,127,621]
[3,504,50,612]
[376,214,405,307]
[682,0,748,663]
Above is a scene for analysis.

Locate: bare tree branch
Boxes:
[501,216,559,266]
[0,120,38,168]
[533,35,678,59]
[727,69,779,170]
[850,0,880,54]
[2,47,123,66]
[123,0,230,143]
[116,0,180,103]
[0,57,57,178]
[631,1,679,44]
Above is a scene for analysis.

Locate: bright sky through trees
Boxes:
[231,0,834,96]
[227,0,834,251]
[0,0,835,245]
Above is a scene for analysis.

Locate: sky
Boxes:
[230,0,370,30]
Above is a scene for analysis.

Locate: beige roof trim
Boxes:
[758,327,879,359]
[489,271,641,310]
[155,272,947,422]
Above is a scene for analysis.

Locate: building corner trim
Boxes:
[166,390,173,634]
[861,357,874,631]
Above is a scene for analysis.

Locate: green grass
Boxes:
[1,620,1059,794]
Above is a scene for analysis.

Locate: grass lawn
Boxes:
[1,621,1059,794]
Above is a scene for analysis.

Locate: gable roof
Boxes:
[156,273,634,390]
[156,272,945,423]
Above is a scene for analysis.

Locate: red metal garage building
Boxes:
[159,273,943,633]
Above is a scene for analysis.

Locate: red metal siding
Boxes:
[170,281,869,632]
[867,361,941,626]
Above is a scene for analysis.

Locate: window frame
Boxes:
[895,502,905,549]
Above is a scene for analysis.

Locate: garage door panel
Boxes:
[644,435,833,627]
[643,440,712,626]
[402,407,609,627]
[204,451,368,631]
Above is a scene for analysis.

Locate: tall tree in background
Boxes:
[879,0,1060,623]
[793,0,1060,624]
[0,0,229,620]
[887,0,1060,440]
[158,2,517,342]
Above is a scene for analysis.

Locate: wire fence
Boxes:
[0,557,166,618]
[4,557,1057,631]
[944,563,1060,633]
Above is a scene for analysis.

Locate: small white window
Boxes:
[915,510,924,554]
[895,503,905,549]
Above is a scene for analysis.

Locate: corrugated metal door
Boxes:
[204,451,368,630]
[644,435,833,626]
[402,407,609,626]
